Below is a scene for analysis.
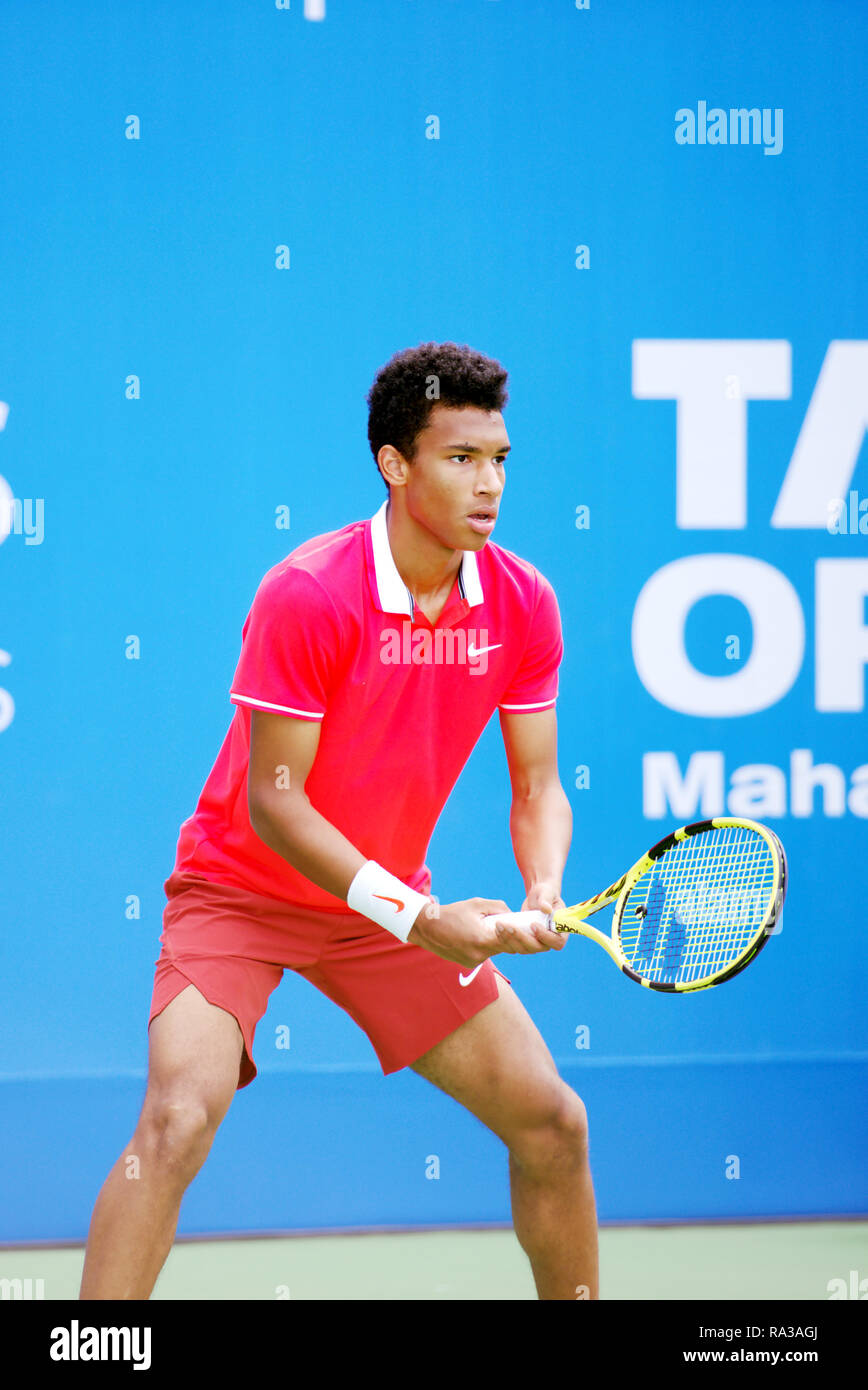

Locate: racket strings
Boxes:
[619,826,776,985]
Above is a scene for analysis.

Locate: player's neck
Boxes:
[384,496,462,604]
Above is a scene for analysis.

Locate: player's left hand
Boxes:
[489,882,568,953]
[526,883,568,948]
[522,881,566,919]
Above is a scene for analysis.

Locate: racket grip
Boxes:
[481,910,554,931]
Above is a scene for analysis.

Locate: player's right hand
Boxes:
[406,900,556,967]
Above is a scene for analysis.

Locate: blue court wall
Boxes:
[1,0,866,1243]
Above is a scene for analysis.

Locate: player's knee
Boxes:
[509,1084,589,1176]
[137,1092,225,1181]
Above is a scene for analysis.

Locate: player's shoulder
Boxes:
[254,516,367,608]
[482,537,559,606]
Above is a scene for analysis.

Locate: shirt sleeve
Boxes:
[497,571,564,712]
[229,565,341,722]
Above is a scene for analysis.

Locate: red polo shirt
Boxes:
[171,500,563,909]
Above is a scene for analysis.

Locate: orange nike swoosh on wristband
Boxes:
[373,893,405,911]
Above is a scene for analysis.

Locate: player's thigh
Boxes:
[410,973,585,1147]
[143,983,243,1131]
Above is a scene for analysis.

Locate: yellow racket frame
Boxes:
[550,817,787,992]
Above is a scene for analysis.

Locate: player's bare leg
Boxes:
[79,985,243,1300]
[411,973,599,1300]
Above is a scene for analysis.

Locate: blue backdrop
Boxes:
[1,0,865,1242]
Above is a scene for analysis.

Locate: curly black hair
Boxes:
[366,341,509,489]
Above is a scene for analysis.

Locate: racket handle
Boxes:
[481,910,554,931]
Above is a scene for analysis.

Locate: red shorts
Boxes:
[149,871,510,1089]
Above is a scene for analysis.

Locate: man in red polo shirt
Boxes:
[80,342,599,1301]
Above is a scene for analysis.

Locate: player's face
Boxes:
[404,405,509,551]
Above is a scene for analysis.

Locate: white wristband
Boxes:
[346,860,432,943]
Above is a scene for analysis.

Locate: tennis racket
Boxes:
[486,817,787,993]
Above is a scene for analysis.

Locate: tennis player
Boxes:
[79,342,599,1301]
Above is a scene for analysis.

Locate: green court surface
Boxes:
[1,1221,865,1299]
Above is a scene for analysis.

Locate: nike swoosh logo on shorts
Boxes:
[458,963,484,986]
[373,893,404,911]
[467,642,502,658]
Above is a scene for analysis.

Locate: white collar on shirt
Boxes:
[369,498,484,616]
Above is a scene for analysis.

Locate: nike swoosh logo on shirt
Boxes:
[458,963,484,986]
[373,893,405,912]
[467,642,502,658]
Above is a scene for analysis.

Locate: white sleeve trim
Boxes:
[498,697,557,711]
[230,692,325,720]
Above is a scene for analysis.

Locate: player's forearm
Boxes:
[249,792,367,901]
[509,782,572,897]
